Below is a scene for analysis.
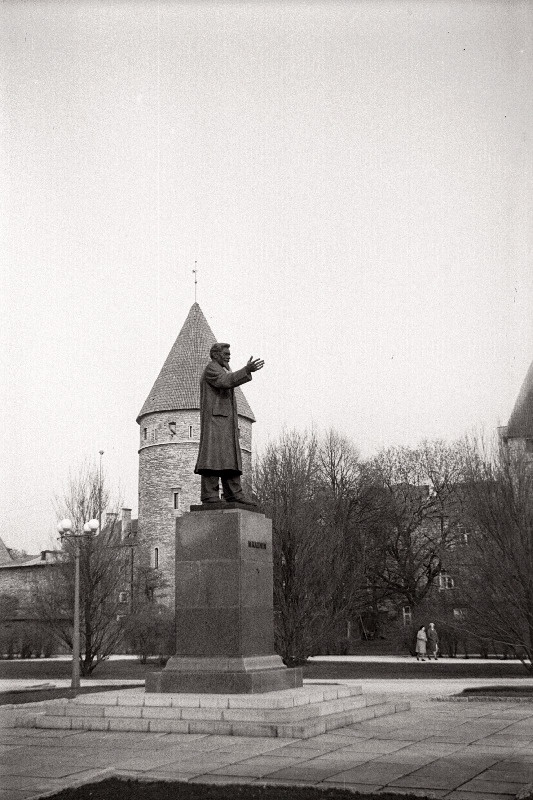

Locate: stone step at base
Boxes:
[47,691,383,725]
[14,685,410,739]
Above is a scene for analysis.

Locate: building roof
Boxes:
[0,537,44,568]
[100,518,138,541]
[0,537,13,565]
[507,359,533,439]
[137,303,255,423]
[0,553,52,569]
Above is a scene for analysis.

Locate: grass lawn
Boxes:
[0,684,144,705]
[43,777,433,800]
[0,656,528,683]
[304,659,528,681]
[0,657,163,682]
[460,684,533,695]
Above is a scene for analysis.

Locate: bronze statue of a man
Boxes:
[194,343,264,504]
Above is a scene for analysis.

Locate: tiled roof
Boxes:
[507,359,533,439]
[137,303,255,422]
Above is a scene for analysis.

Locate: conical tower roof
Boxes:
[137,303,255,423]
[507,359,533,438]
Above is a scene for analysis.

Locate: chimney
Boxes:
[121,508,132,540]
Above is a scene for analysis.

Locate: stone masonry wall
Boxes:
[239,418,253,496]
[508,437,531,458]
[0,565,49,613]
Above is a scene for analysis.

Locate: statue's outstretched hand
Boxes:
[246,356,264,374]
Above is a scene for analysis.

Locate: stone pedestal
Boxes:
[146,508,302,693]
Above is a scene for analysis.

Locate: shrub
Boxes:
[122,602,175,663]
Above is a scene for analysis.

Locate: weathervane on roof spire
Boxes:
[192,261,198,303]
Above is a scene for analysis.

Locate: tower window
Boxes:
[169,422,176,437]
[189,425,193,438]
[173,490,181,510]
[143,428,147,440]
[154,547,159,569]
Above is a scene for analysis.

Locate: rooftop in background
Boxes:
[0,537,13,566]
[136,303,255,424]
[0,508,137,571]
[0,537,41,568]
[0,542,58,570]
[506,358,533,439]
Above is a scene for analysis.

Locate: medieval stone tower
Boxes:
[500,358,533,459]
[137,303,255,605]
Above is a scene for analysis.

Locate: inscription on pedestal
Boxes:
[248,540,266,549]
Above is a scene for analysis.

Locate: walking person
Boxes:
[427,622,438,660]
[415,625,427,661]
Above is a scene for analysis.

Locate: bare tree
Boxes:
[255,429,321,662]
[34,462,127,675]
[255,428,377,661]
[369,441,464,609]
[256,429,472,658]
[316,430,384,645]
[457,436,533,673]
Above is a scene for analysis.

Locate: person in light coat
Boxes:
[194,342,263,504]
[415,625,427,661]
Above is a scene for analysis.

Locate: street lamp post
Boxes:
[57,518,99,690]
[98,451,104,535]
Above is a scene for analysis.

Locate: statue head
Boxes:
[210,342,231,368]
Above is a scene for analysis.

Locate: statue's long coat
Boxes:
[194,360,252,475]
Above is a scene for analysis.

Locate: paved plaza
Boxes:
[1,675,533,800]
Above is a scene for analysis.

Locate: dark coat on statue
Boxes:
[194,360,252,475]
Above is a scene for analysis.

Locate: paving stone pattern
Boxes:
[2,697,533,800]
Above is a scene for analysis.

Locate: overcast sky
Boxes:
[2,0,532,553]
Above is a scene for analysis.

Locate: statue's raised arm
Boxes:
[246,356,264,374]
